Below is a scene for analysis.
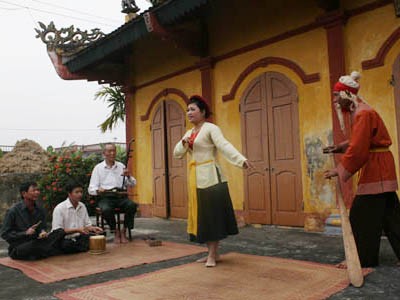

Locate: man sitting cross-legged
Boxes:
[1,181,65,260]
[52,180,103,254]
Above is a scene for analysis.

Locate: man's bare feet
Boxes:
[336,260,347,269]
[114,230,121,244]
[205,256,216,267]
[120,232,128,243]
[196,254,221,263]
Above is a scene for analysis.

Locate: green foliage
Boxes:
[38,147,101,216]
[0,149,3,158]
[94,86,125,133]
[115,144,127,164]
[90,142,126,163]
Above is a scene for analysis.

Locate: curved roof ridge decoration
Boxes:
[35,21,105,56]
[35,0,208,83]
[35,21,105,80]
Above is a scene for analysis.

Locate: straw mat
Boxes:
[56,252,371,300]
[0,240,205,283]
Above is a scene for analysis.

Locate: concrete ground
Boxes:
[0,218,399,300]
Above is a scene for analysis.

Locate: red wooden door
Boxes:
[165,101,188,218]
[266,72,303,226]
[152,101,168,217]
[152,100,187,218]
[241,75,272,224]
[241,72,303,226]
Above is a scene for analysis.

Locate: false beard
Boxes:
[335,103,346,135]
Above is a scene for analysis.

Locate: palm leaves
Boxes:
[94,86,125,133]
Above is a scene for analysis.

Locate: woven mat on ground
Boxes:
[0,240,206,283]
[55,252,372,300]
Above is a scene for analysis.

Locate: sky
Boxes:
[0,0,151,149]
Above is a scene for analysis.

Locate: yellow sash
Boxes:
[369,147,389,153]
[187,159,214,236]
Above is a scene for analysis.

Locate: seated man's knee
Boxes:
[100,207,114,216]
[126,201,137,213]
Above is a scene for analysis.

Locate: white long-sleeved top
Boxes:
[88,160,137,196]
[52,198,91,239]
[173,122,246,189]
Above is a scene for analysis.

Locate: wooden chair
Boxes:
[95,207,132,241]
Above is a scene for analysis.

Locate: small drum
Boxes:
[89,235,106,254]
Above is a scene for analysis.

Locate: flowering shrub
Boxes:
[38,147,101,216]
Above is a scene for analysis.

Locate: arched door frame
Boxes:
[239,70,304,226]
[141,88,189,121]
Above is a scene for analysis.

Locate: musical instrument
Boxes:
[100,188,128,198]
[89,235,106,255]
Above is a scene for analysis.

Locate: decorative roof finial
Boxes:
[121,0,140,14]
[35,22,105,56]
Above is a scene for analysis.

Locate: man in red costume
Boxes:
[324,71,400,267]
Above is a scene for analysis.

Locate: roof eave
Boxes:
[64,0,208,74]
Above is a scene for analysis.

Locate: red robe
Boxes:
[337,102,398,195]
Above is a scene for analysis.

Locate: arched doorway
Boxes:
[151,100,188,218]
[241,72,303,226]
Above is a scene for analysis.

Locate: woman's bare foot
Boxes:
[196,254,221,263]
[196,256,207,263]
[336,260,347,269]
[205,256,216,267]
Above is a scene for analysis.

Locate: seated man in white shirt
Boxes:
[88,143,137,243]
[52,181,103,254]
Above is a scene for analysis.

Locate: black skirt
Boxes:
[190,182,238,243]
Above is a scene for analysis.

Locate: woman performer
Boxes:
[174,95,252,267]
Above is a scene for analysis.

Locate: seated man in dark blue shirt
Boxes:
[1,181,65,260]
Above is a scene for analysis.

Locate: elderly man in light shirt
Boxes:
[88,143,137,243]
[52,180,103,254]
